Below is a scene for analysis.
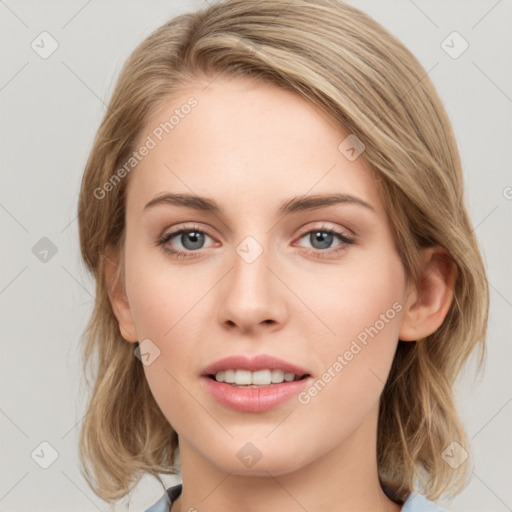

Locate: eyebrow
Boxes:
[143,192,375,215]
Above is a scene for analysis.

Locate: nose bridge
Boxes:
[219,233,285,330]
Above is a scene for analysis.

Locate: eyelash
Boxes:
[156,224,355,260]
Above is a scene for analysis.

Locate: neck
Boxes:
[172,408,402,512]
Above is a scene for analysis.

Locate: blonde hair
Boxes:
[77,0,489,504]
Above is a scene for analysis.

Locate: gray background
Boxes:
[1,0,511,511]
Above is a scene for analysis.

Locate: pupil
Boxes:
[311,231,333,250]
[182,231,204,250]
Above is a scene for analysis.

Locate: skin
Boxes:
[105,75,455,512]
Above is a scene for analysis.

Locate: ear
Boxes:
[104,245,138,343]
[399,246,456,342]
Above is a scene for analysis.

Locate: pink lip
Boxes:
[202,377,312,413]
[201,354,312,413]
[201,354,310,377]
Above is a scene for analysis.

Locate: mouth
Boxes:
[200,354,312,412]
[201,353,312,383]
[206,369,310,387]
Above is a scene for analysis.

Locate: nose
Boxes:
[218,240,288,334]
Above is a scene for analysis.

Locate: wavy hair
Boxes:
[77,0,489,504]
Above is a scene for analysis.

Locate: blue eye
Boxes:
[300,229,349,250]
[156,225,354,259]
[295,226,354,258]
[157,225,212,258]
[171,230,206,251]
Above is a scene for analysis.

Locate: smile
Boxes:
[201,354,312,412]
[212,369,307,386]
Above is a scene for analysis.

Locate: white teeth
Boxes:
[271,369,284,382]
[214,369,303,385]
[252,369,272,385]
[223,369,235,383]
[235,369,252,385]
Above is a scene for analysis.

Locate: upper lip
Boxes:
[202,354,311,377]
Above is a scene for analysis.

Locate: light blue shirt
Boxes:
[144,484,448,511]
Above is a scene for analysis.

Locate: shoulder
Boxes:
[401,491,449,512]
[144,484,183,512]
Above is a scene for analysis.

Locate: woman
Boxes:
[77,1,489,510]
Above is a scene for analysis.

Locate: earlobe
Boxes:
[104,245,138,343]
[399,246,456,342]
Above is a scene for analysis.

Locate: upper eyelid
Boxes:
[161,223,353,246]
[162,221,351,236]
[296,222,353,237]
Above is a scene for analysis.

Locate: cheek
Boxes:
[124,243,207,340]
[298,248,405,405]
[128,271,207,433]
[303,244,404,342]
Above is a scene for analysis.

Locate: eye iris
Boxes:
[182,231,204,250]
[311,231,333,250]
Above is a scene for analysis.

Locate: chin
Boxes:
[203,439,314,477]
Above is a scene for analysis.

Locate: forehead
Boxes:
[126,75,383,218]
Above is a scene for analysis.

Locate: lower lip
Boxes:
[202,376,311,413]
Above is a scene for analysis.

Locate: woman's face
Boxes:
[118,75,410,476]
